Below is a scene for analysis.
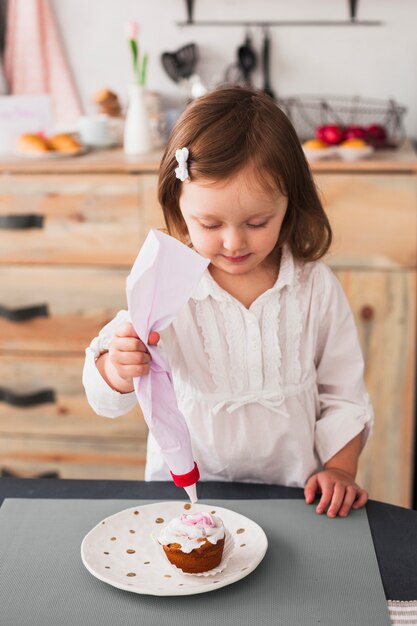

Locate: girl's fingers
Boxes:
[111,337,146,353]
[117,363,151,378]
[112,350,151,366]
[148,331,160,345]
[327,483,347,518]
[115,325,159,348]
[352,488,368,510]
[115,322,139,339]
[304,475,319,504]
[316,484,333,515]
[337,485,358,517]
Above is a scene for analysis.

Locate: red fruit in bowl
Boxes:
[316,124,345,145]
[366,124,387,144]
[345,125,367,140]
[316,126,327,143]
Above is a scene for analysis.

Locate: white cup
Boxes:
[77,114,114,147]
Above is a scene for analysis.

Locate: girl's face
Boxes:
[179,165,288,277]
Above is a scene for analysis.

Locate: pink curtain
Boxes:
[4,0,82,128]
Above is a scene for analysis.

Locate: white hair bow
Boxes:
[175,147,190,182]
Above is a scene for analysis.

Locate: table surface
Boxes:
[0,478,416,601]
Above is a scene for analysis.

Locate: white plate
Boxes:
[81,501,268,596]
[14,146,89,159]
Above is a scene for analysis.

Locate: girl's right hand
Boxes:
[96,322,160,393]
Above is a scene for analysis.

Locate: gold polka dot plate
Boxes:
[81,501,268,596]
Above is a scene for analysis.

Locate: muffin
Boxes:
[92,88,122,117]
[158,512,225,574]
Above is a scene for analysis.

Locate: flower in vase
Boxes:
[125,20,148,86]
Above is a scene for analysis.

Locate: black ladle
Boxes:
[262,27,276,100]
[238,33,257,86]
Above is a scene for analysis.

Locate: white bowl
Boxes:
[337,145,374,161]
[303,146,337,161]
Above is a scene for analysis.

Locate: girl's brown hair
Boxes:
[158,86,332,262]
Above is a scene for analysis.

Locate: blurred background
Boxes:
[0,0,415,512]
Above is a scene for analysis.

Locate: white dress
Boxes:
[82,245,373,487]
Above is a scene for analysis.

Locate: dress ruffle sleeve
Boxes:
[82,309,137,418]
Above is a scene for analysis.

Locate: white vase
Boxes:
[123,84,152,155]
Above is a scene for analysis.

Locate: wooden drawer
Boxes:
[0,354,148,440]
[316,174,417,269]
[333,268,416,507]
[0,174,164,265]
[0,354,148,479]
[0,266,128,352]
[0,436,147,480]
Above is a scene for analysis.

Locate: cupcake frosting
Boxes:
[158,512,225,553]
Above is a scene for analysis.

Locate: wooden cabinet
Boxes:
[333,270,416,507]
[316,172,417,507]
[1,148,416,508]
[0,168,164,480]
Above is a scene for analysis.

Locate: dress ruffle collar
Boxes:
[191,244,295,302]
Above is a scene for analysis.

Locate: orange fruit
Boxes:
[303,139,329,150]
[340,138,368,148]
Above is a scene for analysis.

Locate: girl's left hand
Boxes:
[304,469,368,518]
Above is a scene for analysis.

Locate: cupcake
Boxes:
[158,512,225,574]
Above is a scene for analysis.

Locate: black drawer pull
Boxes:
[0,387,56,407]
[0,214,44,229]
[1,468,60,479]
[0,304,49,322]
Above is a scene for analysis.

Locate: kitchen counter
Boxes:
[0,139,416,174]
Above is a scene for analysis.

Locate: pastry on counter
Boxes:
[16,133,52,153]
[48,133,82,153]
[93,88,122,117]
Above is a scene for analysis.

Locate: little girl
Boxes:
[83,86,373,518]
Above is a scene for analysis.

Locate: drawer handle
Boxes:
[0,304,49,322]
[1,468,60,479]
[0,214,44,229]
[0,387,56,407]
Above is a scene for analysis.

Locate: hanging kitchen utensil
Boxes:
[224,60,245,85]
[175,42,198,79]
[237,31,257,86]
[261,27,276,100]
[162,43,205,101]
[161,52,182,83]
[224,36,247,86]
[161,43,198,83]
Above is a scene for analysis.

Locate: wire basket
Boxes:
[278,95,407,147]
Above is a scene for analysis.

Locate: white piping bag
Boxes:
[126,229,209,502]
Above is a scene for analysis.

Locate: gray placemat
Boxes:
[0,498,390,626]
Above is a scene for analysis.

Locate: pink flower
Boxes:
[124,20,148,86]
[125,20,140,41]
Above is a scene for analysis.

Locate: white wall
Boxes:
[52,0,415,136]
